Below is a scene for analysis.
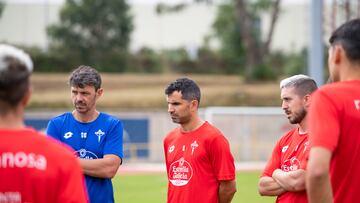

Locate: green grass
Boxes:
[113,171,275,203]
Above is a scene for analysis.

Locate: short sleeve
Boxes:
[46,119,61,140]
[103,119,124,158]
[309,90,340,152]
[163,135,170,173]
[209,135,235,181]
[262,140,281,177]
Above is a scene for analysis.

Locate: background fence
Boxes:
[25,107,292,165]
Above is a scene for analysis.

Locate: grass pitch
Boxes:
[113,171,275,203]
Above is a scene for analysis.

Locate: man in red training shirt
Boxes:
[0,44,88,203]
[163,78,236,203]
[258,75,318,203]
[307,18,360,203]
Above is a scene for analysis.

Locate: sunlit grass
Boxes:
[113,171,275,203]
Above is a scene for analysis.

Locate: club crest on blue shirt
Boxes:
[95,129,105,143]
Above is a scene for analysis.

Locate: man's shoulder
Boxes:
[317,81,359,96]
[278,128,299,142]
[49,112,72,123]
[317,83,339,95]
[165,127,180,138]
[29,130,75,157]
[99,112,122,123]
[200,122,225,139]
[313,81,360,109]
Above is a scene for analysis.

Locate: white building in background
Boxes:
[0,0,335,53]
[0,1,60,49]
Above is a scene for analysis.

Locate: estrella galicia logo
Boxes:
[75,148,98,160]
[169,157,193,186]
[281,157,301,172]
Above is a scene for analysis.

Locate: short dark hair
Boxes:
[69,65,102,90]
[165,78,201,104]
[329,18,360,63]
[280,74,318,97]
[0,44,33,114]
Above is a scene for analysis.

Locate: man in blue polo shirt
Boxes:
[47,65,123,203]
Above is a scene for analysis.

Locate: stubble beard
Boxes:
[74,102,89,114]
[289,108,307,124]
[170,113,191,125]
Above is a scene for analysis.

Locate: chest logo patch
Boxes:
[303,141,309,152]
[281,157,301,172]
[282,145,289,153]
[75,148,98,160]
[169,157,193,186]
[95,129,105,143]
[169,145,175,153]
[81,132,87,139]
[190,141,199,155]
[64,131,73,139]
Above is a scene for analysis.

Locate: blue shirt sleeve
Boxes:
[103,119,124,158]
[46,119,61,140]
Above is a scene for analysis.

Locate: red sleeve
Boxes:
[58,156,88,203]
[262,139,281,177]
[209,135,236,181]
[163,136,169,173]
[309,90,340,152]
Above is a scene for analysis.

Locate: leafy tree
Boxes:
[234,0,281,79]
[0,1,5,18]
[157,0,281,79]
[212,2,244,74]
[47,0,133,72]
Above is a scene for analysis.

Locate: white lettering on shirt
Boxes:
[0,192,21,203]
[0,152,47,170]
[354,100,360,110]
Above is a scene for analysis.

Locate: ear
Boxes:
[96,88,103,98]
[190,100,199,112]
[21,87,32,107]
[331,45,344,65]
[303,94,311,108]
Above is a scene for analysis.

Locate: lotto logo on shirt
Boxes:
[169,157,193,186]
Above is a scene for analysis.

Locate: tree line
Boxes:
[1,0,359,80]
